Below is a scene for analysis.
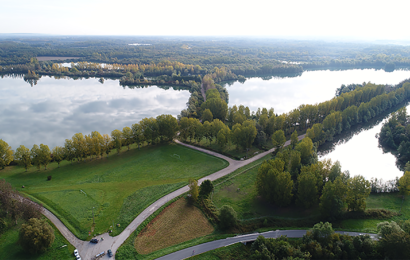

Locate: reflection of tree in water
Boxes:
[24,78,39,87]
[317,101,410,166]
[123,84,188,91]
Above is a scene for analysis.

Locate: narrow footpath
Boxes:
[41,134,305,260]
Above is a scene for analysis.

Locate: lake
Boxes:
[0,76,190,150]
[226,69,410,114]
[318,103,410,181]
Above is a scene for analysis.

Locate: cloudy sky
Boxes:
[0,0,408,40]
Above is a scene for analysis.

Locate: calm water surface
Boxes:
[227,69,410,114]
[0,76,190,149]
[318,103,410,180]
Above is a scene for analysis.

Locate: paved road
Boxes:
[156,230,379,260]
[40,135,305,260]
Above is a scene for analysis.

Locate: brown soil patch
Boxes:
[135,198,214,254]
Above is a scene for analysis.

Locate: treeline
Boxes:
[306,83,410,146]
[378,106,410,166]
[0,114,179,171]
[251,221,410,259]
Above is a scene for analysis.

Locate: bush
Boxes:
[219,205,237,230]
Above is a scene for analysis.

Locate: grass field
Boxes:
[0,143,228,240]
[135,198,214,254]
[0,219,75,260]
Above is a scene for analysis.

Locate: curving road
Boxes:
[40,135,305,260]
[156,230,379,260]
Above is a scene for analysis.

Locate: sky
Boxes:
[0,0,409,40]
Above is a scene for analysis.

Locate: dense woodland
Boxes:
[1,36,410,74]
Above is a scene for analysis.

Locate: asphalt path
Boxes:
[38,135,306,260]
[156,230,379,260]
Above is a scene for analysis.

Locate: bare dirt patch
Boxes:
[134,198,214,254]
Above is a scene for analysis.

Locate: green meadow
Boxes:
[0,143,228,240]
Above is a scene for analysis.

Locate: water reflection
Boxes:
[0,76,190,150]
[318,103,410,180]
[226,69,410,114]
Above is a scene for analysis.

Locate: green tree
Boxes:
[19,218,55,254]
[102,134,112,157]
[272,130,286,150]
[319,177,346,219]
[346,175,371,212]
[290,130,298,149]
[140,117,158,144]
[156,114,178,142]
[72,133,87,161]
[111,129,122,154]
[30,144,41,170]
[310,222,334,244]
[122,126,133,150]
[201,98,228,121]
[39,144,51,170]
[274,171,293,207]
[131,123,144,149]
[14,145,31,171]
[296,137,314,165]
[0,139,13,169]
[202,108,213,123]
[219,205,237,230]
[199,179,214,198]
[297,171,318,208]
[188,178,199,202]
[64,139,75,163]
[399,171,410,199]
[51,146,64,167]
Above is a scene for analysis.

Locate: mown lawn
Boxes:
[0,219,75,260]
[135,198,214,254]
[0,143,228,240]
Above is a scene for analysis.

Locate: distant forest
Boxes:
[1,35,410,75]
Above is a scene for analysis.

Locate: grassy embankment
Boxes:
[0,143,228,240]
[0,219,75,260]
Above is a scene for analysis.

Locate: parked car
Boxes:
[107,249,113,257]
[90,238,99,243]
[74,249,79,257]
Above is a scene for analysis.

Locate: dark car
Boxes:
[107,249,113,257]
[90,238,99,243]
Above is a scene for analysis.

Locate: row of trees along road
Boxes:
[0,114,178,171]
